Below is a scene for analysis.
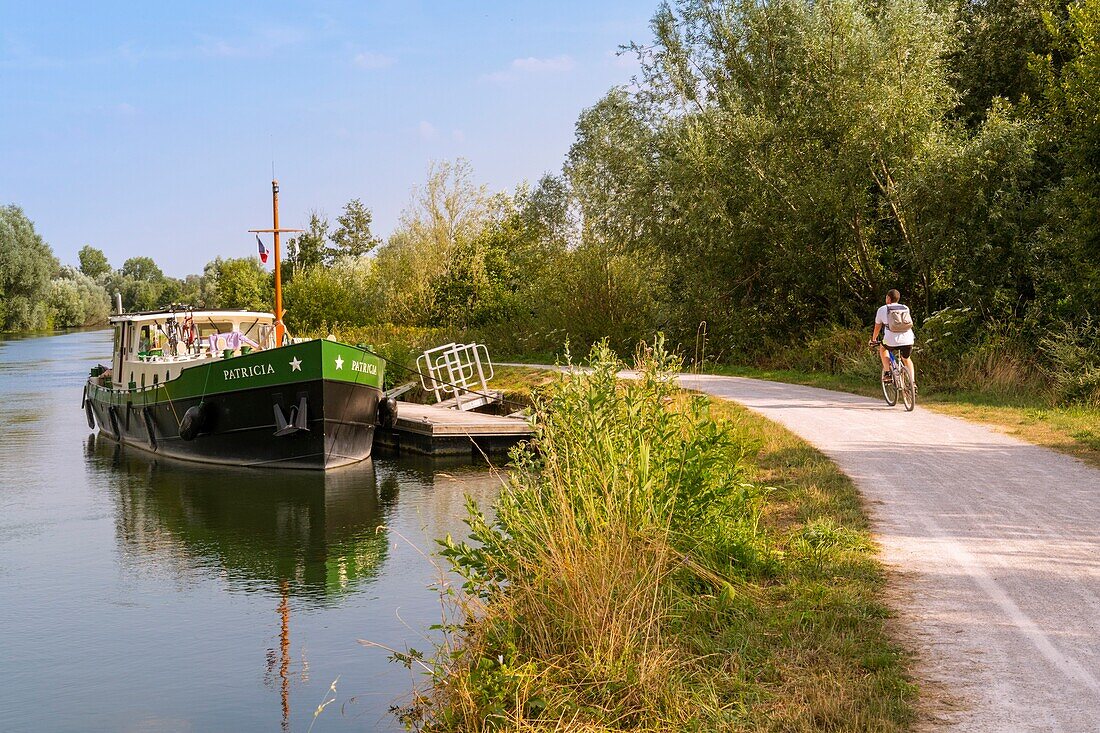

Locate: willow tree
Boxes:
[0,205,58,331]
[373,159,492,325]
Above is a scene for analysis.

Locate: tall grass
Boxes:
[747,322,1050,402]
[393,340,912,732]
[1039,319,1100,406]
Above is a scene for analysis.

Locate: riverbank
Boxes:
[402,345,914,731]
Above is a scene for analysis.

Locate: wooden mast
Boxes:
[250,180,302,346]
[272,180,284,346]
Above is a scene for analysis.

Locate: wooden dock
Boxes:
[373,401,533,456]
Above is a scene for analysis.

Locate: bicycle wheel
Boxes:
[899,366,915,411]
[881,370,897,406]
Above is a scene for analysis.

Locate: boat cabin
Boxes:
[104,309,277,391]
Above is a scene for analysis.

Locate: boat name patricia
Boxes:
[351,360,378,375]
[223,364,276,381]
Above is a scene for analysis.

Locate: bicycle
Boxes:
[873,341,916,411]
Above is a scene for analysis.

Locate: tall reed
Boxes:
[400,340,775,731]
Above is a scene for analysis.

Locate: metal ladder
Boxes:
[415,343,499,411]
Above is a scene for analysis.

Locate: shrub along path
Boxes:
[680,374,1100,731]
[507,365,1100,730]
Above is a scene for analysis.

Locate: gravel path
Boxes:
[503,364,1100,729]
[673,374,1100,732]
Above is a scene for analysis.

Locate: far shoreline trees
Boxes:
[0,194,392,332]
[0,205,57,331]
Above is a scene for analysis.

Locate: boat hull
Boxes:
[85,340,384,470]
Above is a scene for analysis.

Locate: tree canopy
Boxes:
[0,205,58,331]
[78,245,111,280]
[331,199,381,259]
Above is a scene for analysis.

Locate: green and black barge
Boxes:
[83,308,389,469]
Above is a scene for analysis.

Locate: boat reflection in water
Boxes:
[85,434,399,730]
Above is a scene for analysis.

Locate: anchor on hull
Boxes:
[273,395,310,436]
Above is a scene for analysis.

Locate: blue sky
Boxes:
[0,1,654,277]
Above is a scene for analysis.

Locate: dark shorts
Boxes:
[884,344,913,359]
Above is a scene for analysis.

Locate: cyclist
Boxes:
[869,289,916,389]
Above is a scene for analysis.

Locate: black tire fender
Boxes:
[378,396,398,428]
[179,403,208,441]
[85,394,96,430]
[108,405,120,437]
[142,406,158,450]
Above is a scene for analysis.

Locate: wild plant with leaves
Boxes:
[397,341,777,730]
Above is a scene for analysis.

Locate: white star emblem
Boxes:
[289,357,302,372]
[334,355,344,370]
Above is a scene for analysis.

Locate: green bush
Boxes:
[203,257,272,312]
[920,307,977,365]
[762,327,871,376]
[284,257,378,333]
[1041,320,1100,406]
[47,266,111,328]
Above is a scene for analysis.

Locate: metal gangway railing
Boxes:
[416,342,497,411]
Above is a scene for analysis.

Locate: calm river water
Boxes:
[0,329,501,732]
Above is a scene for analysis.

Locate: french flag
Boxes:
[256,235,269,264]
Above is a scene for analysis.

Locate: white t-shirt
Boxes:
[876,304,915,348]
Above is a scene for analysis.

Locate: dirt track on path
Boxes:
[673,374,1100,731]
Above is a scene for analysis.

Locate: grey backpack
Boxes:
[886,304,914,333]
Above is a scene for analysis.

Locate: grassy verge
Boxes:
[487,365,561,407]
[923,402,1100,467]
[711,364,1100,469]
[398,345,914,732]
[698,396,916,730]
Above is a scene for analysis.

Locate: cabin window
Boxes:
[260,324,274,349]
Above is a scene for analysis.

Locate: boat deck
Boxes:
[373,401,533,456]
